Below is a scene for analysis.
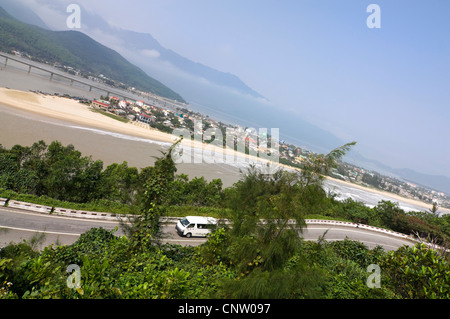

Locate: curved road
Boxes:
[0,206,416,251]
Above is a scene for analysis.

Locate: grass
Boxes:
[162,205,231,219]
[89,107,130,123]
[304,214,353,222]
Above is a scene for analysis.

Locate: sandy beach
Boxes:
[0,87,272,187]
[324,175,440,212]
[0,87,446,213]
[0,87,275,161]
[0,87,176,144]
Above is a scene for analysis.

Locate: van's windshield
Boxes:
[180,218,190,226]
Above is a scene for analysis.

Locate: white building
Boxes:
[138,113,152,125]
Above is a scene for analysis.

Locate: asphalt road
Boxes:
[0,206,416,251]
[0,206,207,249]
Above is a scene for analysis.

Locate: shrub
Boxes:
[380,244,450,299]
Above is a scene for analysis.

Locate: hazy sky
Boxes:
[13,0,450,178]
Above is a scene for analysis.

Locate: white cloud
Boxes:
[84,28,124,50]
[140,49,160,59]
[17,0,71,30]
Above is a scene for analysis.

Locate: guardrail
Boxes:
[7,200,52,214]
[305,219,415,242]
[52,207,132,222]
[0,197,133,221]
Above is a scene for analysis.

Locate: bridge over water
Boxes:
[0,52,181,110]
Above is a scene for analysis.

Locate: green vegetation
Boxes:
[0,6,186,103]
[89,107,130,123]
[1,140,449,299]
[0,140,224,214]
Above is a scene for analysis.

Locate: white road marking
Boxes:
[0,207,121,224]
[0,225,81,236]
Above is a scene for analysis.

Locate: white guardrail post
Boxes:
[52,207,133,222]
[7,200,52,214]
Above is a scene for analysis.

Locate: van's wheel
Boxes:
[186,233,192,238]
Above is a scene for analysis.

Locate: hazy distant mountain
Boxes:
[391,168,450,195]
[0,1,264,100]
[0,0,49,29]
[0,6,186,102]
[346,152,450,196]
[67,10,347,150]
[75,10,265,101]
[120,30,266,100]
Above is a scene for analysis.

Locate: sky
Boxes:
[7,0,450,178]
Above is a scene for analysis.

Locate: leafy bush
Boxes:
[380,244,450,299]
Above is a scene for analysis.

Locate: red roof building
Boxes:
[91,100,110,108]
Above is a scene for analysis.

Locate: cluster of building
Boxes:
[92,96,195,130]
[90,96,450,210]
[15,48,450,211]
[330,162,450,209]
[91,96,288,163]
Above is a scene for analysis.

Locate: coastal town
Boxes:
[83,93,450,211]
[7,50,449,211]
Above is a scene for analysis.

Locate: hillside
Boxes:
[114,28,266,100]
[0,7,186,103]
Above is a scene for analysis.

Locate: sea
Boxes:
[0,59,444,214]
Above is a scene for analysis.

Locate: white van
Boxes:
[175,216,218,238]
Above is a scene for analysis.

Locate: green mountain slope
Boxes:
[0,7,186,103]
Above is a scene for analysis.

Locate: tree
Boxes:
[373,200,403,229]
[162,175,224,207]
[142,140,180,207]
[123,139,181,247]
[429,202,440,217]
[0,141,48,195]
[213,142,357,297]
[98,161,139,204]
[39,141,103,202]
[300,141,357,187]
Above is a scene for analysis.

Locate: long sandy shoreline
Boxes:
[0,87,445,213]
[0,87,176,144]
[0,87,276,162]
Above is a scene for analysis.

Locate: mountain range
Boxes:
[62,5,266,102]
[0,0,265,103]
[1,2,450,196]
[356,156,450,196]
[0,6,185,102]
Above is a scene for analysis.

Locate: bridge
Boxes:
[0,52,153,104]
